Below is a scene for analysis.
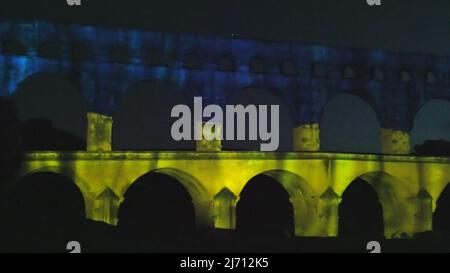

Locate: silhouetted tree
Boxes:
[0,97,23,193]
[21,118,86,151]
[414,140,450,156]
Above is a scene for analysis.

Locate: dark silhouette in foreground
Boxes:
[21,118,86,151]
[414,140,450,156]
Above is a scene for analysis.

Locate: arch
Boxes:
[117,169,206,250]
[113,80,194,150]
[150,168,210,202]
[183,52,203,69]
[411,99,450,148]
[38,41,63,59]
[223,86,294,151]
[236,169,318,236]
[249,56,266,74]
[339,178,384,238]
[120,168,210,226]
[19,166,92,199]
[3,172,86,252]
[281,60,297,76]
[320,93,381,153]
[433,183,450,231]
[216,54,235,72]
[236,173,295,238]
[1,39,28,55]
[11,73,88,143]
[341,171,415,238]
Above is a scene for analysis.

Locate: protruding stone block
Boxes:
[87,112,113,152]
[319,186,340,236]
[95,187,119,225]
[414,188,433,233]
[213,187,237,229]
[293,123,320,152]
[380,128,411,154]
[195,121,222,152]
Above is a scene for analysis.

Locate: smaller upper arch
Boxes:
[1,39,29,56]
[411,98,450,147]
[319,93,381,154]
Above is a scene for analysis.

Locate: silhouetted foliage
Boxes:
[21,118,86,151]
[414,140,450,156]
[0,97,23,188]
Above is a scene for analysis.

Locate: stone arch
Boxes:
[236,169,318,236]
[121,168,211,228]
[1,39,29,55]
[4,171,87,251]
[411,99,450,148]
[223,86,294,151]
[113,80,194,150]
[341,171,415,238]
[320,93,381,153]
[18,167,93,214]
[339,178,384,238]
[433,182,450,231]
[11,73,88,142]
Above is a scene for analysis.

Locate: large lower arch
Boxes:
[320,93,381,153]
[340,171,415,238]
[118,168,211,239]
[236,170,318,237]
[3,172,86,252]
[339,178,384,238]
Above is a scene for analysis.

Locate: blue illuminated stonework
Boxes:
[1,20,450,131]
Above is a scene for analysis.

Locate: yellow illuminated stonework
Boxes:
[87,112,113,152]
[195,121,222,152]
[19,151,450,238]
[293,123,320,152]
[380,128,411,155]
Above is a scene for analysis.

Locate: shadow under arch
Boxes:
[433,182,450,231]
[15,166,93,221]
[341,171,414,238]
[223,85,294,151]
[117,168,209,251]
[339,178,384,239]
[236,169,318,237]
[2,172,86,252]
[18,166,92,204]
[320,93,381,154]
[11,72,88,142]
[112,79,194,150]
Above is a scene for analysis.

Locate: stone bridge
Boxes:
[18,150,449,238]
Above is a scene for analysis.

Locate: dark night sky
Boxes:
[1,0,450,55]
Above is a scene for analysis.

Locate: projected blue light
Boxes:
[0,21,449,131]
